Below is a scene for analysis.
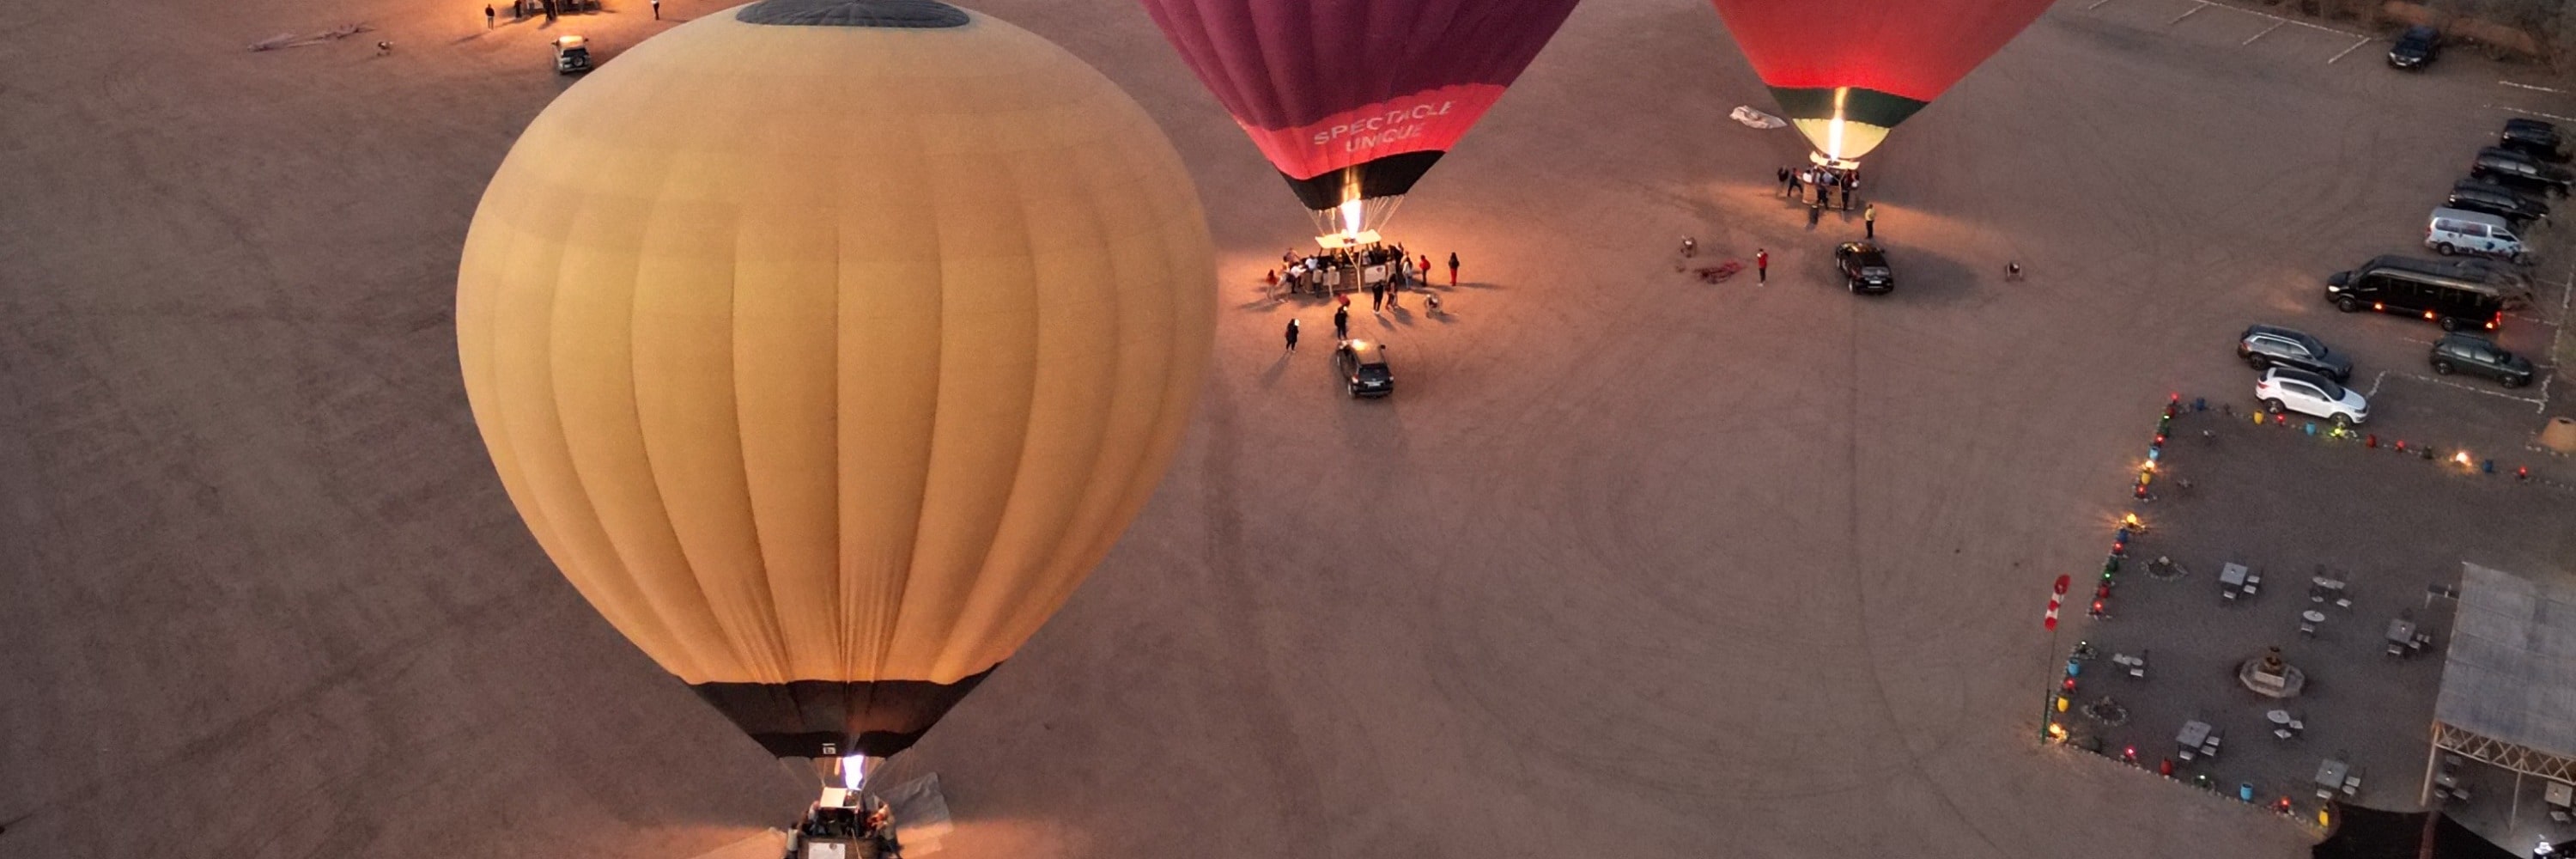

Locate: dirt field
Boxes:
[3,0,2573,856]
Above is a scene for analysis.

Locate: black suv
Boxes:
[2473,147,2574,197]
[2387,25,2439,69]
[1334,339,1393,398]
[2428,332,2535,387]
[1833,241,1893,294]
[2501,119,2568,162]
[2239,324,2352,382]
[2448,179,2549,225]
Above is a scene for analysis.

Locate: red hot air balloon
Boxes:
[1141,0,1584,237]
[1710,0,2056,164]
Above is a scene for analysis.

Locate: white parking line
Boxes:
[2493,104,2576,124]
[2236,5,2368,37]
[2366,369,2387,397]
[2502,81,2573,94]
[2388,371,2550,410]
[2087,0,2117,9]
[2170,1,2208,24]
[2327,36,2371,64]
[2243,20,2286,45]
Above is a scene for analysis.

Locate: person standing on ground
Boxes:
[1284,318,1301,353]
[1807,196,1822,228]
[652,0,661,18]
[1786,168,1802,201]
[1755,248,1768,284]
[485,4,496,27]
[1447,252,1460,287]
[1681,236,1697,258]
[1776,166,1791,197]
[1864,203,1876,239]
[1333,305,1349,342]
[2006,261,2024,281]
[1369,281,1382,313]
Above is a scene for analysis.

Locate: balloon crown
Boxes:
[737,0,968,27]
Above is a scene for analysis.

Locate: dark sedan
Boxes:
[2448,179,2549,225]
[1833,241,1893,294]
[2387,25,2439,69]
[2502,119,2568,162]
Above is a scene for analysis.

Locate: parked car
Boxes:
[2324,254,2508,332]
[1832,241,1894,294]
[2500,119,2569,162]
[2448,179,2549,225]
[553,34,592,75]
[2256,367,2369,426]
[2428,332,2536,387]
[2472,147,2574,197]
[2387,25,2439,69]
[2426,206,2531,264]
[1334,339,1393,398]
[2238,325,2352,382]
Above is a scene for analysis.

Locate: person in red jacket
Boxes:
[1755,248,1769,284]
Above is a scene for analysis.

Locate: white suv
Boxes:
[2257,368,2368,426]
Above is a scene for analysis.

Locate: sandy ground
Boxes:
[4,0,2573,856]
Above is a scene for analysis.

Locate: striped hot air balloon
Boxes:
[1710,0,2057,162]
[456,0,1215,789]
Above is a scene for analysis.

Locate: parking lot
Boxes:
[2051,405,2576,838]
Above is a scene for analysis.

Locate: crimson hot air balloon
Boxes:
[1141,0,1584,238]
[1710,0,2057,163]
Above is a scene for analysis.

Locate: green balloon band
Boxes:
[1766,86,1929,132]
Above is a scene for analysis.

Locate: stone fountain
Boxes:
[2238,646,2306,698]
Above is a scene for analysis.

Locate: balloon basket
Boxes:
[1807,151,1861,171]
[792,771,953,858]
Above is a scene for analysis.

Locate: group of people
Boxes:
[789,797,900,859]
[1274,243,1461,302]
[1777,163,1859,210]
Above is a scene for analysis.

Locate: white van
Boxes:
[2427,207,2529,264]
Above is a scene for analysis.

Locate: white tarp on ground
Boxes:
[1730,106,1786,129]
[2435,562,2576,757]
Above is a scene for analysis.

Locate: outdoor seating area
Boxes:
[2046,406,2576,835]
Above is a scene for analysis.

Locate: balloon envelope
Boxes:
[1140,0,1583,211]
[455,0,1215,759]
[1710,0,2056,160]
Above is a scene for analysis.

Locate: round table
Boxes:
[2302,610,2328,624]
[2268,709,2294,725]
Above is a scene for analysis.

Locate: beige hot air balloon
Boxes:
[455,0,1215,785]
